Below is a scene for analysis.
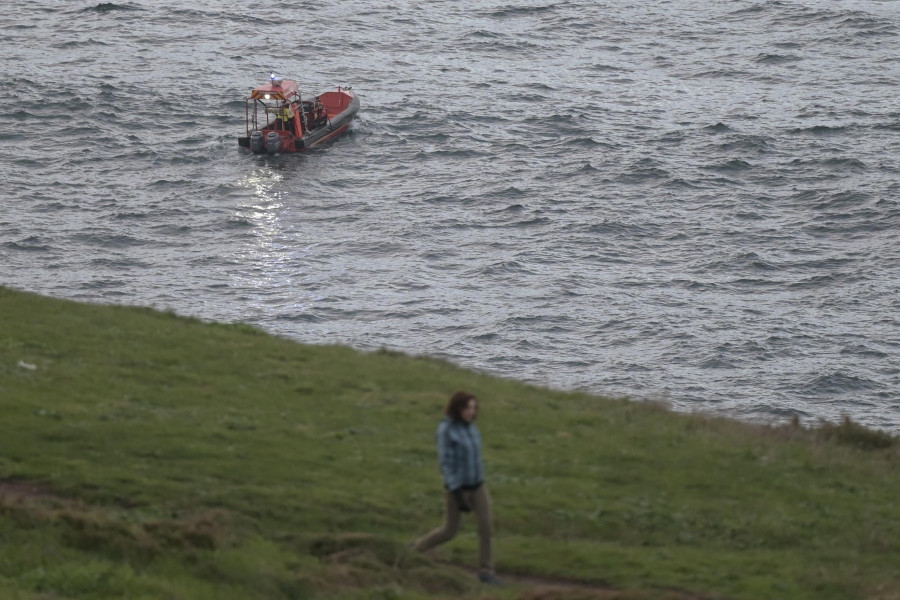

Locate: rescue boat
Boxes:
[237,75,359,154]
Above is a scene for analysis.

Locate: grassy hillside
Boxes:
[1,285,898,599]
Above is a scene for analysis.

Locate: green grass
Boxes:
[1,284,899,599]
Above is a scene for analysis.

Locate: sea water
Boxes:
[1,1,898,429]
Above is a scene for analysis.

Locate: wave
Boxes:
[821,158,867,171]
[802,372,880,395]
[616,165,670,185]
[486,5,556,19]
[69,233,144,248]
[834,14,898,36]
[873,121,900,132]
[755,53,801,65]
[475,260,538,277]
[82,3,141,13]
[3,238,53,252]
[716,135,773,153]
[90,257,150,268]
[556,136,616,149]
[788,125,849,135]
[168,8,276,26]
[702,159,753,172]
[591,63,629,73]
[55,39,110,48]
[688,69,753,80]
[840,344,889,360]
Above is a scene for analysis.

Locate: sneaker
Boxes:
[478,572,504,586]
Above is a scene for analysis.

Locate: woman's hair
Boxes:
[445,391,477,421]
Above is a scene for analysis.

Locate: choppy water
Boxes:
[2,1,898,430]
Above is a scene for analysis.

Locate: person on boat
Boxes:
[277,102,295,131]
[313,99,328,128]
[411,392,502,586]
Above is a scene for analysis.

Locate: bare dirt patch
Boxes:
[0,478,60,501]
[435,559,723,600]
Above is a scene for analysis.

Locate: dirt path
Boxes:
[0,479,56,500]
[439,559,722,600]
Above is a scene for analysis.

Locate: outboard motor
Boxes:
[249,131,264,154]
[265,131,281,154]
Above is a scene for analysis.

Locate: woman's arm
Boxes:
[437,422,461,491]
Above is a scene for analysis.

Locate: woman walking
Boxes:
[411,391,502,585]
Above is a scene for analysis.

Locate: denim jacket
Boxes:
[436,416,484,491]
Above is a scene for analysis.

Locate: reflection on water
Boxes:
[230,166,315,316]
